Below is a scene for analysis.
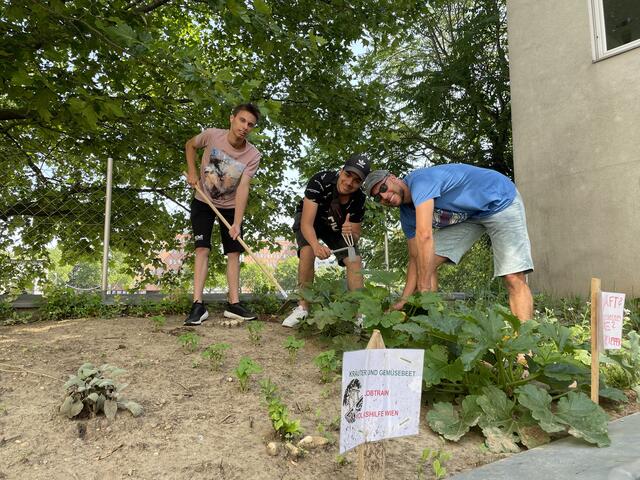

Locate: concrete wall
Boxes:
[506,0,640,297]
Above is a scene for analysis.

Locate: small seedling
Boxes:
[234,357,262,392]
[335,454,349,466]
[260,378,303,440]
[314,413,336,444]
[246,321,265,346]
[313,349,341,383]
[260,378,279,401]
[150,315,166,331]
[60,362,143,420]
[201,343,231,370]
[178,332,200,352]
[417,447,452,480]
[283,335,305,364]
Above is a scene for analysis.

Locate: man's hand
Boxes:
[228,223,241,241]
[186,169,199,188]
[341,213,354,236]
[312,243,332,260]
[388,299,407,312]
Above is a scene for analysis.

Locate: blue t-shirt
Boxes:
[399,164,516,239]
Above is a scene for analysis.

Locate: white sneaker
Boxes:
[282,306,308,328]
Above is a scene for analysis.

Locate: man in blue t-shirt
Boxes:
[363,164,534,322]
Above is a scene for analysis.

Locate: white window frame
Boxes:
[589,0,640,61]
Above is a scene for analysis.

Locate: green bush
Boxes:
[40,286,108,320]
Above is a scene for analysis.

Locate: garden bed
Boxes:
[0,314,635,479]
[0,317,516,480]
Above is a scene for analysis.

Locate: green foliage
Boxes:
[437,237,503,297]
[150,315,166,331]
[283,335,305,364]
[177,332,200,352]
[314,350,341,383]
[417,445,452,480]
[201,343,231,371]
[360,0,512,174]
[1,0,417,293]
[301,273,623,450]
[602,331,640,392]
[40,286,113,320]
[0,300,32,326]
[246,295,282,315]
[260,378,303,440]
[0,300,13,320]
[235,357,262,392]
[38,286,191,321]
[60,362,142,420]
[246,321,265,346]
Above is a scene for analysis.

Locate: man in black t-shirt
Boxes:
[282,154,371,327]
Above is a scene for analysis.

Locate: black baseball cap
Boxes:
[343,154,371,181]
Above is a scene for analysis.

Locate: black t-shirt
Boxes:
[295,171,366,232]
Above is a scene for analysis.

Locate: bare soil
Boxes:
[0,314,629,480]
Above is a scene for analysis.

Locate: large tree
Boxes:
[345,0,512,176]
[0,0,414,293]
[350,0,512,272]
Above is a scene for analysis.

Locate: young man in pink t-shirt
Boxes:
[184,103,262,325]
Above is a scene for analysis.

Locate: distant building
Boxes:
[144,234,189,292]
[244,237,296,269]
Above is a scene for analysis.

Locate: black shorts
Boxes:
[190,198,244,254]
[292,211,359,267]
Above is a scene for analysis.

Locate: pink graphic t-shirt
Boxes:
[194,128,261,208]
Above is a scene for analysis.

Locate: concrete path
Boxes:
[452,413,640,480]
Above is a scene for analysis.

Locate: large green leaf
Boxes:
[458,308,506,369]
[423,345,464,386]
[516,384,565,433]
[482,426,520,453]
[412,312,462,336]
[392,321,426,341]
[426,396,482,441]
[543,361,591,382]
[556,391,610,447]
[476,386,515,426]
[476,386,548,453]
[60,395,84,418]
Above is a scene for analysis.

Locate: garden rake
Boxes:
[331,232,357,263]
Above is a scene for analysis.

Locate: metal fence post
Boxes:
[384,214,389,271]
[101,157,114,300]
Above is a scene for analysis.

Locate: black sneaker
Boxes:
[184,301,209,326]
[223,302,257,321]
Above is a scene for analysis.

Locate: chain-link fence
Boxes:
[0,157,191,298]
[0,156,304,303]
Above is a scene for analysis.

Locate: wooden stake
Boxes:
[590,277,601,404]
[357,330,386,480]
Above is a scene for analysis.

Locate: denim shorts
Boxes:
[434,191,534,277]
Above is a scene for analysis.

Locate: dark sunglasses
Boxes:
[372,177,389,203]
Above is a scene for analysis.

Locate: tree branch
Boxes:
[133,0,172,14]
[0,109,30,121]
